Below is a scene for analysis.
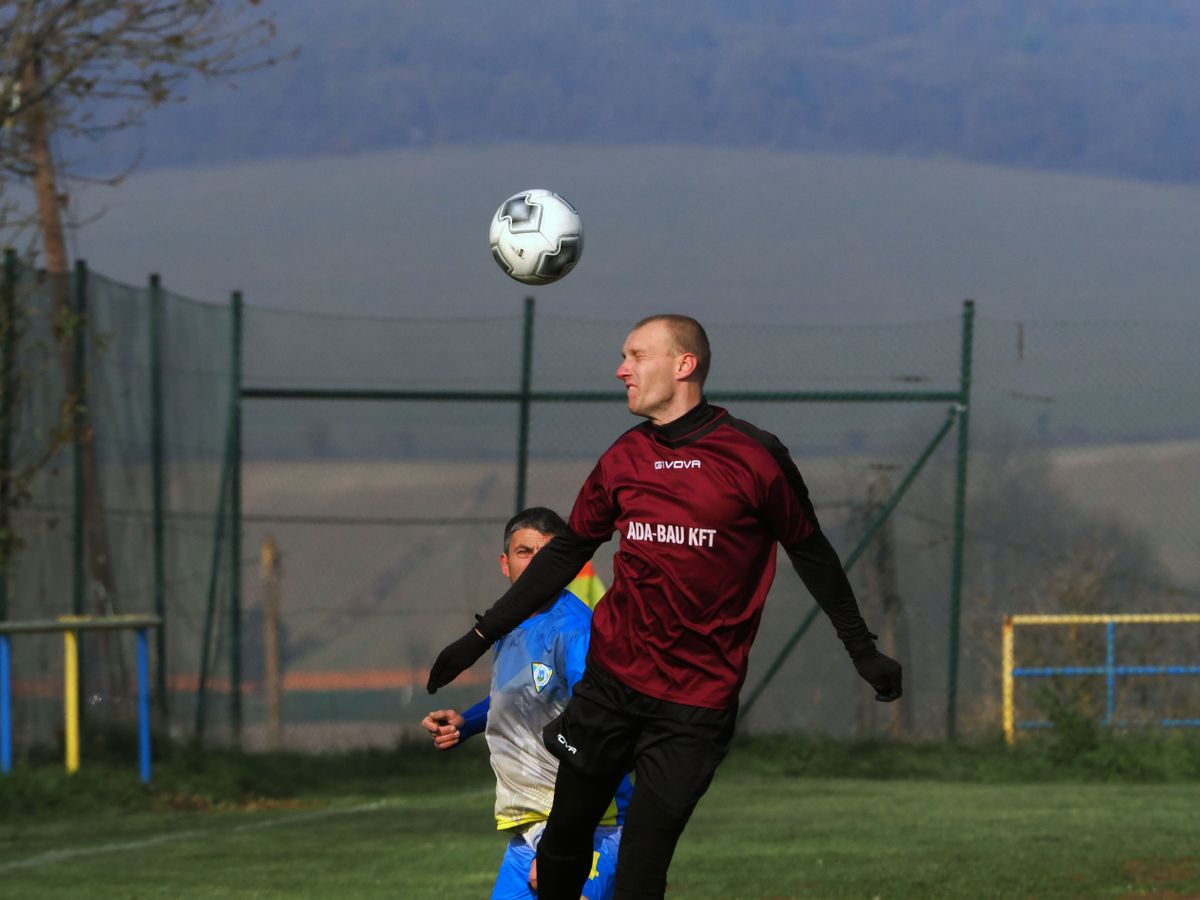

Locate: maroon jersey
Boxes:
[477,402,871,710]
[569,405,824,707]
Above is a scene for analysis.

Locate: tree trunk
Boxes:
[261,534,283,750]
[22,55,125,698]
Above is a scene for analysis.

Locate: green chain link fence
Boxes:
[1,253,239,754]
[3,253,1198,756]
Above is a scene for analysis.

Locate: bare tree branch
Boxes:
[2,1,288,166]
[0,0,290,677]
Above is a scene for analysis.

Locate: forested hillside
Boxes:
[82,1,1200,184]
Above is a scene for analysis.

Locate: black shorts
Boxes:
[543,663,737,797]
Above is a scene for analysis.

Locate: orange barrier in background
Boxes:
[12,668,490,698]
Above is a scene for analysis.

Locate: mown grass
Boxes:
[1,731,1198,898]
[0,729,494,820]
[7,716,1200,821]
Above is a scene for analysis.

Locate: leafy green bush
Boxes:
[731,726,1200,784]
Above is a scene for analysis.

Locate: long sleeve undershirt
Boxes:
[458,696,489,742]
[475,527,872,658]
[475,531,602,641]
[783,530,874,657]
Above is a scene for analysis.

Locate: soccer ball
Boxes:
[489,189,583,285]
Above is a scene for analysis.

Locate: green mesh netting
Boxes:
[5,264,1199,754]
[2,262,235,753]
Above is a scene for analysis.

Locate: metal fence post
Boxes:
[261,535,283,749]
[136,627,152,783]
[0,250,9,763]
[71,261,88,733]
[515,296,535,513]
[1001,616,1015,745]
[72,261,87,620]
[194,302,238,742]
[230,291,243,741]
[946,299,975,740]
[63,622,80,773]
[194,454,227,743]
[149,274,168,717]
[1104,620,1116,726]
[0,249,16,623]
[0,634,9,771]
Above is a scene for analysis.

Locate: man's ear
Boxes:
[499,553,510,580]
[676,352,698,380]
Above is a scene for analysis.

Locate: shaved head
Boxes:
[634,315,711,385]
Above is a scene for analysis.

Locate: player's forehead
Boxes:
[622,321,674,356]
[506,527,553,553]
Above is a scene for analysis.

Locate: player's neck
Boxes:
[646,389,704,427]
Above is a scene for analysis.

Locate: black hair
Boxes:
[502,506,570,554]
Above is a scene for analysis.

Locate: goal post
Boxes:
[1002,613,1200,745]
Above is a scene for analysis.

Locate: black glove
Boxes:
[426,627,492,694]
[853,650,902,702]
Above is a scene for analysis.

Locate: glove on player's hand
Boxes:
[853,651,903,702]
[426,627,491,694]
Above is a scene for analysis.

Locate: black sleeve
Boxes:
[474,529,605,641]
[784,530,876,659]
[725,415,878,661]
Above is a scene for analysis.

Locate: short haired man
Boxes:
[428,316,902,899]
[421,507,631,899]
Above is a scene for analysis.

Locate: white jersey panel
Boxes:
[485,591,590,829]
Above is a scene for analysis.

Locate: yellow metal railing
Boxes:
[0,615,162,780]
[1002,613,1200,745]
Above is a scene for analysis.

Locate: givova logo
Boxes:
[531,662,553,693]
[654,459,701,470]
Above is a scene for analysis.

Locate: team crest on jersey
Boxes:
[531,662,554,693]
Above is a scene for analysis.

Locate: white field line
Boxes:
[0,788,493,872]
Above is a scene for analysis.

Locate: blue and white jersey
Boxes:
[474,589,631,831]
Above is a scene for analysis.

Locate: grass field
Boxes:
[2,738,1199,899]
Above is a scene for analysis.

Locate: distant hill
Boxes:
[75,144,1200,323]
[75,0,1200,184]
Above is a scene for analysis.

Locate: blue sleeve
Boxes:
[458,696,489,742]
[562,625,590,693]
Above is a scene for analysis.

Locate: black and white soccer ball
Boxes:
[489,189,583,285]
